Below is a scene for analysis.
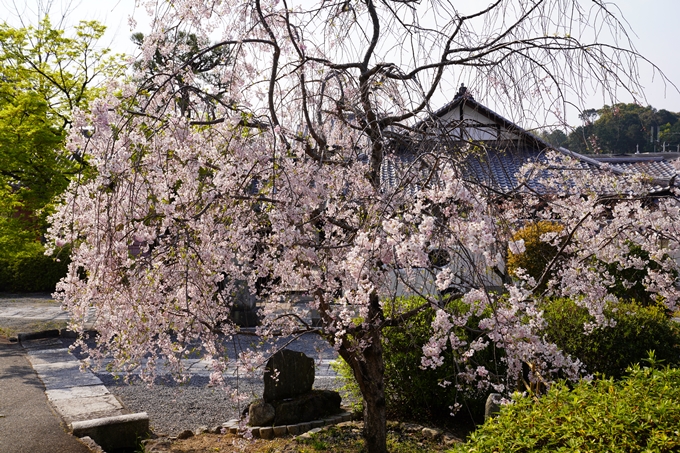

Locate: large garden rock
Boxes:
[272,390,342,426]
[263,350,315,402]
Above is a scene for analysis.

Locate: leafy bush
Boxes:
[600,242,667,305]
[507,221,563,291]
[541,298,680,379]
[509,221,669,304]
[450,360,680,453]
[334,296,505,422]
[0,247,69,292]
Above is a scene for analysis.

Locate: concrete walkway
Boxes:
[0,297,148,452]
[0,337,92,453]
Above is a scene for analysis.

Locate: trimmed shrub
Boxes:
[541,298,680,379]
[507,221,563,291]
[0,248,70,293]
[450,361,680,453]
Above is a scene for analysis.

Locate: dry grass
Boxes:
[143,421,463,453]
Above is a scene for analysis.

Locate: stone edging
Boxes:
[222,410,356,440]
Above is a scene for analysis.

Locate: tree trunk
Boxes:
[339,292,387,453]
[340,332,386,453]
[359,336,386,453]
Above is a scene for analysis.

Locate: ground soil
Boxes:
[143,421,468,453]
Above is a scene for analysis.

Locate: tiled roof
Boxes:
[389,88,679,195]
[381,144,605,195]
[592,155,679,181]
[462,146,553,193]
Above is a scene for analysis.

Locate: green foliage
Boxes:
[541,298,680,379]
[130,31,233,117]
[564,103,680,154]
[600,242,668,305]
[0,247,69,292]
[538,129,568,148]
[381,297,463,420]
[334,296,504,422]
[450,360,680,453]
[331,355,364,414]
[0,17,123,262]
[507,221,563,291]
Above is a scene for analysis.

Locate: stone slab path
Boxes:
[22,338,130,425]
[19,336,149,451]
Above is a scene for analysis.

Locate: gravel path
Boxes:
[0,296,347,436]
[67,334,344,436]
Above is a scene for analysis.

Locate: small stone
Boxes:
[260,427,274,439]
[223,419,240,434]
[210,425,223,434]
[250,427,261,438]
[298,422,311,434]
[401,423,422,433]
[196,425,209,435]
[311,420,324,428]
[324,415,342,425]
[485,393,502,420]
[287,424,300,435]
[421,427,442,440]
[249,400,275,426]
[142,438,173,453]
[177,429,194,440]
[296,427,322,440]
[443,434,462,445]
[336,421,359,429]
[273,426,288,437]
[296,431,313,440]
[78,436,105,453]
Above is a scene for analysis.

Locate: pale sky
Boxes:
[2,0,679,127]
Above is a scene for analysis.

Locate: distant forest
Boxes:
[539,103,680,155]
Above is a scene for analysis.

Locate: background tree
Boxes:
[0,17,122,262]
[563,103,680,154]
[47,2,679,453]
[539,129,569,148]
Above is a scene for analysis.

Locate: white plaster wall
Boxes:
[436,105,521,142]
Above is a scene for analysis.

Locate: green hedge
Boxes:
[0,249,69,292]
[541,298,680,379]
[334,296,504,422]
[334,296,680,426]
[450,361,680,453]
